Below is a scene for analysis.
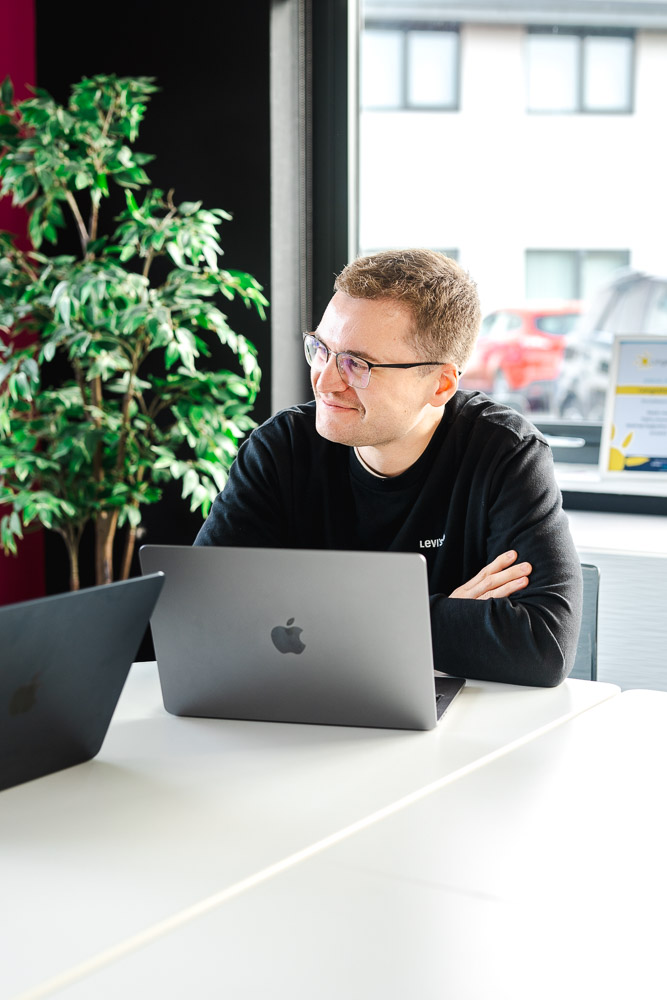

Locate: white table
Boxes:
[1,663,619,1000]
[46,689,667,1000]
[558,463,667,501]
[565,508,667,555]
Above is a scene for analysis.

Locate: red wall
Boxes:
[0,0,44,605]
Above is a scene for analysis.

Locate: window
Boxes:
[645,285,667,335]
[479,311,522,339]
[361,23,459,110]
[526,28,634,113]
[525,250,631,301]
[303,0,667,509]
[535,313,581,335]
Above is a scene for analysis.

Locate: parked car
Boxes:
[461,301,582,411]
[555,268,667,421]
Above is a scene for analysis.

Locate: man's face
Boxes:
[310,292,453,452]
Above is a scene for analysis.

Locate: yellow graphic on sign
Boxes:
[607,426,650,472]
[616,385,667,395]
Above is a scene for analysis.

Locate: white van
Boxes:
[555,268,667,421]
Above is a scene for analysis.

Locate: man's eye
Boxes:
[344,355,368,373]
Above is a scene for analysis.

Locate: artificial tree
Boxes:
[0,74,266,590]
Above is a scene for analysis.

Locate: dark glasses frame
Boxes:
[303,333,457,389]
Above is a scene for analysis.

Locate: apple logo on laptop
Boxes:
[9,672,41,715]
[271,618,306,654]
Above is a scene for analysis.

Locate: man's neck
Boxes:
[355,409,444,478]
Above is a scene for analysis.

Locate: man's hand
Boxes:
[449,550,532,600]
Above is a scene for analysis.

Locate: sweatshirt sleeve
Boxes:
[193,419,289,548]
[429,437,583,688]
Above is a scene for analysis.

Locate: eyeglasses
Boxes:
[302,333,453,390]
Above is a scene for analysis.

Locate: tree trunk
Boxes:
[60,527,82,591]
[95,509,119,585]
[119,519,138,581]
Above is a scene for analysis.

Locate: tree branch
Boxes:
[88,96,118,248]
[64,190,90,256]
[90,375,104,483]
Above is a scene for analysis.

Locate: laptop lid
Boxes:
[139,545,464,731]
[0,573,165,792]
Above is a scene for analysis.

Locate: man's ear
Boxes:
[431,363,459,408]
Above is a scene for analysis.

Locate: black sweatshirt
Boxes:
[195,391,583,687]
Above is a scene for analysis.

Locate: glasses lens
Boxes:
[304,335,325,367]
[338,353,371,388]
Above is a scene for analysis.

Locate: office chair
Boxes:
[569,563,599,681]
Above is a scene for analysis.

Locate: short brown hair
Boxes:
[334,249,482,370]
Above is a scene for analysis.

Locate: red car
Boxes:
[461,301,582,400]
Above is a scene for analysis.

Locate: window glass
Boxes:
[581,251,630,301]
[526,250,630,300]
[526,30,634,113]
[482,311,520,337]
[583,35,633,111]
[361,29,403,108]
[526,34,579,112]
[479,312,498,337]
[502,312,522,332]
[526,251,578,298]
[355,3,664,438]
[600,279,650,333]
[406,30,458,107]
[535,313,581,335]
[644,285,667,334]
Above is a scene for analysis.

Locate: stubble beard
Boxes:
[314,393,371,447]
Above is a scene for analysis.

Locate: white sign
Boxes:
[600,335,667,477]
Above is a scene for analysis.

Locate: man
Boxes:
[195,249,582,686]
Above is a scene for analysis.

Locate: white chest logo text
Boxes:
[419,533,446,550]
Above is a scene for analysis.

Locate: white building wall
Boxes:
[358,24,667,314]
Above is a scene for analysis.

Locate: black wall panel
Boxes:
[33,0,272,606]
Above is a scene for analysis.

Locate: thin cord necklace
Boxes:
[354,447,388,479]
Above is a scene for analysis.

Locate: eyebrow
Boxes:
[310,331,384,365]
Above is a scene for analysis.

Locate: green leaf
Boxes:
[122,505,142,528]
[1,76,14,106]
[41,339,58,363]
[8,371,31,401]
[124,188,140,214]
[202,244,218,271]
[119,243,136,262]
[165,241,186,269]
[28,208,44,249]
[16,174,39,205]
[164,342,180,370]
[179,201,202,216]
[181,468,199,499]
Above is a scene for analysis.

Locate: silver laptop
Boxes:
[0,573,164,792]
[139,545,464,730]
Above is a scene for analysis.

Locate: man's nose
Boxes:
[315,353,347,392]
